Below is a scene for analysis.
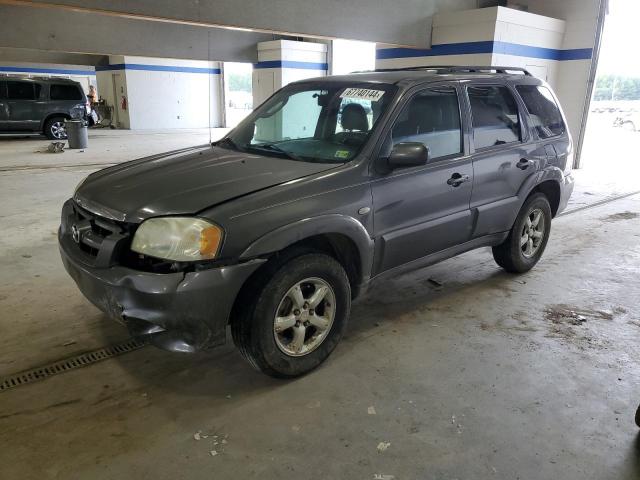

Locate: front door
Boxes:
[372,85,474,274]
[4,80,42,131]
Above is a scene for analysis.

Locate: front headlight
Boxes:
[131,217,223,262]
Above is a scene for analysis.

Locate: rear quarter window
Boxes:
[515,85,565,139]
[50,84,83,101]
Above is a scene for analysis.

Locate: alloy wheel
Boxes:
[520,208,545,258]
[51,121,66,139]
[273,277,336,356]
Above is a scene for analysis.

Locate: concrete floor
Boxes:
[1,128,639,479]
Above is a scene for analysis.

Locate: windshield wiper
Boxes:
[213,137,242,151]
[247,143,304,161]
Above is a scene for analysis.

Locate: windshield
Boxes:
[218,82,397,163]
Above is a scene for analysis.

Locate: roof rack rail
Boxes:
[374,65,532,76]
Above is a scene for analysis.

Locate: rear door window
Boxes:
[50,84,83,101]
[516,85,565,138]
[468,85,521,149]
[391,87,462,160]
[0,82,6,99]
[6,81,38,100]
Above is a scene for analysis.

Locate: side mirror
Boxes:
[387,142,428,169]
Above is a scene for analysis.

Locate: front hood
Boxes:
[74,145,338,223]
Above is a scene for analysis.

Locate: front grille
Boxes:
[61,199,133,267]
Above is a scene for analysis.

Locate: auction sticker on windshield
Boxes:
[340,88,385,101]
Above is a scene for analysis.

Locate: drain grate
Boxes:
[0,338,147,392]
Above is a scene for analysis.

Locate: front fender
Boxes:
[239,214,375,284]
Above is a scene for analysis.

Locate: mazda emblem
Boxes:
[71,224,80,244]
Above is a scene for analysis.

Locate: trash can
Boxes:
[65,119,88,149]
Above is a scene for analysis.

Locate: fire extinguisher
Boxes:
[120,95,127,111]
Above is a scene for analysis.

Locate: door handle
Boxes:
[517,158,532,170]
[447,172,470,187]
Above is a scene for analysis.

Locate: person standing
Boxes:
[87,85,97,104]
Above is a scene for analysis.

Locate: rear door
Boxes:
[49,83,86,120]
[515,84,572,172]
[371,83,474,273]
[464,82,540,237]
[5,80,42,131]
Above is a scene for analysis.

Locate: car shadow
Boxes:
[98,251,516,398]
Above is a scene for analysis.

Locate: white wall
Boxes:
[252,40,327,107]
[375,4,601,156]
[375,8,498,71]
[491,7,566,85]
[516,0,602,158]
[95,55,224,130]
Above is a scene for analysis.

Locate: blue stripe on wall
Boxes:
[0,66,96,76]
[376,41,494,59]
[95,63,221,74]
[376,41,592,61]
[254,60,328,70]
[557,48,594,61]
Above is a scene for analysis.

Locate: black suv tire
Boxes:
[232,253,351,378]
[44,116,68,140]
[492,192,552,273]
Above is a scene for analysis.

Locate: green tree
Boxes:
[594,74,640,100]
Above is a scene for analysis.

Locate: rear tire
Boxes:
[231,252,351,378]
[492,192,552,273]
[44,116,68,140]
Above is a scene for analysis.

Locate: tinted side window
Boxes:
[50,84,83,101]
[0,82,6,99]
[516,85,564,138]
[391,87,462,160]
[6,81,37,100]
[468,85,521,149]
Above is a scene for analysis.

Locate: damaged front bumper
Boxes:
[59,230,265,352]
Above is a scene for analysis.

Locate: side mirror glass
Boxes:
[387,142,428,169]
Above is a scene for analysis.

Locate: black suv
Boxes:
[0,76,88,139]
[59,66,574,377]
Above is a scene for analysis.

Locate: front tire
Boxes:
[231,253,351,378]
[493,192,552,273]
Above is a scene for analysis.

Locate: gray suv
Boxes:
[59,66,574,377]
[0,76,88,139]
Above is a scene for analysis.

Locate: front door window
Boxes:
[391,87,462,160]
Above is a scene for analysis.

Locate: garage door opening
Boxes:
[223,62,253,128]
[331,39,376,75]
[579,0,640,202]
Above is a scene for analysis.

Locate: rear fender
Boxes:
[515,166,563,211]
